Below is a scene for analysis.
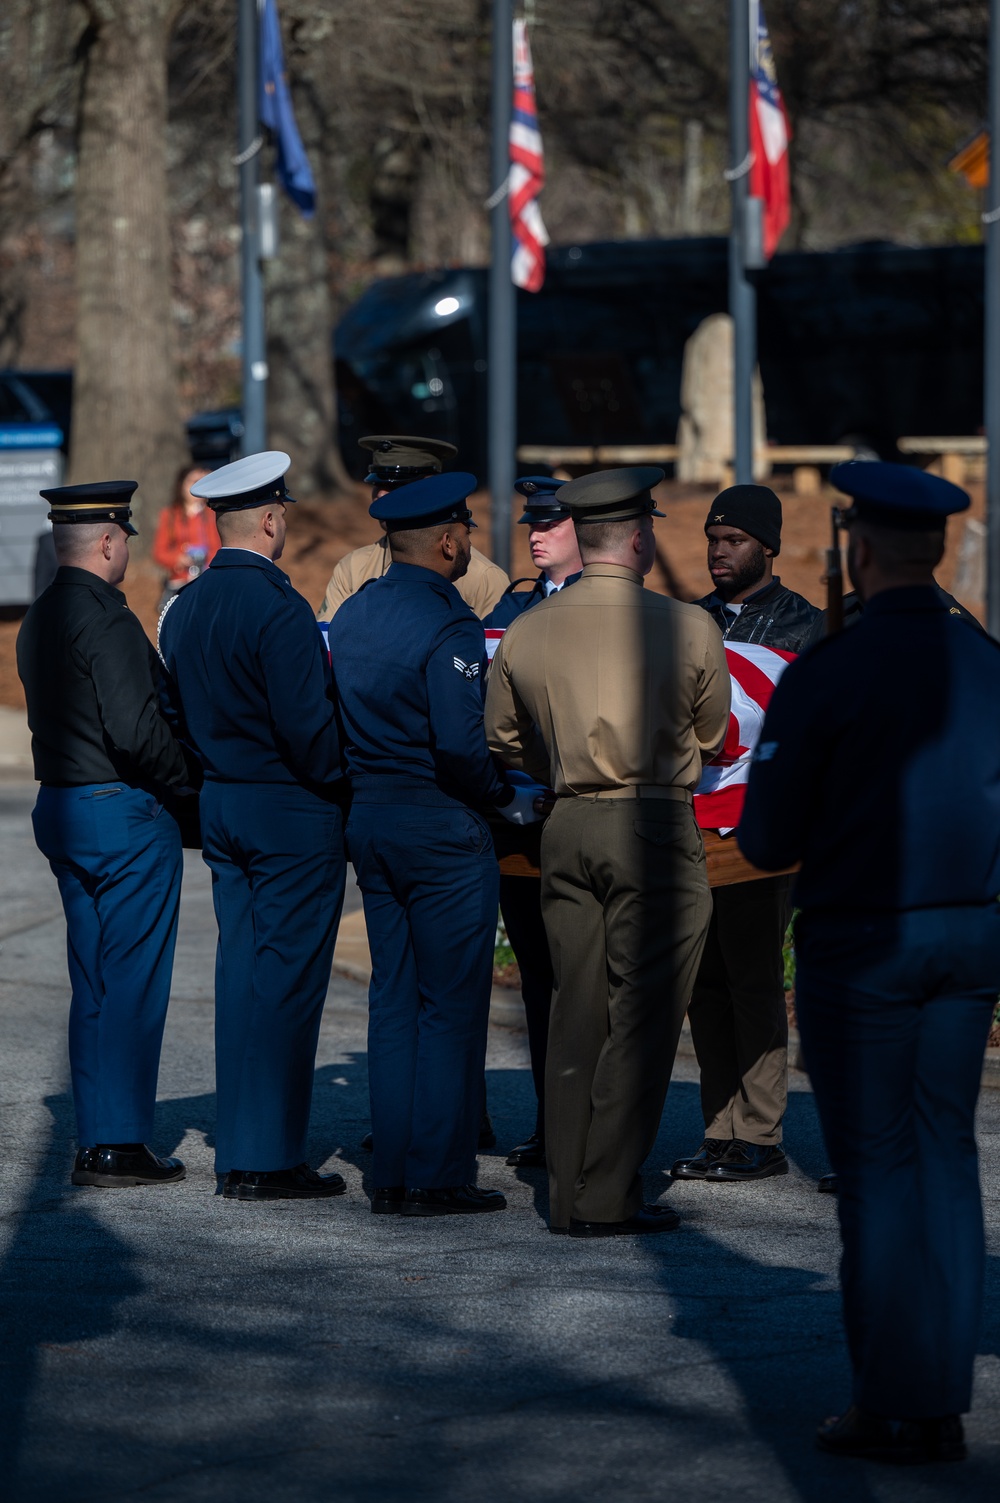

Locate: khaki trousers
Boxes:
[687,875,791,1145]
[540,795,712,1228]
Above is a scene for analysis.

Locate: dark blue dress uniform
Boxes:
[328,473,517,1198]
[158,454,346,1180]
[483,477,579,1159]
[739,462,1000,1431]
[16,483,188,1163]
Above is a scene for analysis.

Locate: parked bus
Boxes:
[333,237,985,475]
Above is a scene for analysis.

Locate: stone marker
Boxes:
[676,313,769,485]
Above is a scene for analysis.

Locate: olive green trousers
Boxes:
[540,795,712,1228]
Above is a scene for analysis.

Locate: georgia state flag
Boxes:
[748,2,791,260]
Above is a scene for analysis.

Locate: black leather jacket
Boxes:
[693,577,820,653]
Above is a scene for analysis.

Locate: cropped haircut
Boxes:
[851,519,945,573]
[386,522,451,558]
[52,522,112,562]
[574,516,642,559]
[216,505,269,541]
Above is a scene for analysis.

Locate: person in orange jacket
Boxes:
[152,464,219,613]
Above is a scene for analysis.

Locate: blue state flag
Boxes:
[259,0,316,217]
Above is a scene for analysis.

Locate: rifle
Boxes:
[824,506,844,635]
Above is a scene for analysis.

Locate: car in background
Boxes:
[186,407,243,466]
[0,371,66,607]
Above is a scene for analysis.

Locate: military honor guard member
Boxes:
[317,435,510,621]
[674,485,818,1185]
[484,476,582,1168]
[740,460,1000,1464]
[328,471,542,1217]
[486,467,731,1236]
[17,482,191,1188]
[158,453,348,1202]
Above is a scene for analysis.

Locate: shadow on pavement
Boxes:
[0,1061,994,1501]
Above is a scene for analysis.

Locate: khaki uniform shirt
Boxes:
[484,562,730,795]
[317,537,510,621]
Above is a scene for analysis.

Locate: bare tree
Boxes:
[69,0,187,542]
[265,1,354,494]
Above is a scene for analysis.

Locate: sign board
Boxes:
[0,433,63,605]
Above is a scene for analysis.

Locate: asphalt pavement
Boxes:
[0,778,997,1502]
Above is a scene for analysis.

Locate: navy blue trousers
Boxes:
[201,782,346,1174]
[348,796,499,1190]
[33,783,182,1146]
[796,905,999,1418]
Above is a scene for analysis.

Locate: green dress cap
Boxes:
[558,466,666,524]
[359,435,458,485]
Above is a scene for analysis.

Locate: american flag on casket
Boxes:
[694,642,795,834]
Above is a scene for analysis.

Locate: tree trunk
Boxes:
[264,4,353,497]
[266,199,351,496]
[69,0,186,546]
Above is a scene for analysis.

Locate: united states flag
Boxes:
[509,19,549,293]
[748,2,791,260]
[695,642,795,832]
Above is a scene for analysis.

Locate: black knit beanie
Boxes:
[704,484,782,555]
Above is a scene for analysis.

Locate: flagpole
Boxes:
[238,0,267,456]
[987,0,1000,637]
[488,0,515,576]
[729,0,755,486]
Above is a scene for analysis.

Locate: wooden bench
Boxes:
[516,444,680,467]
[516,443,852,493]
[719,444,856,493]
[897,436,986,486]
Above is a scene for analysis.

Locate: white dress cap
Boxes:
[191,451,292,504]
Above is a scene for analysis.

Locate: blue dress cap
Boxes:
[190,451,296,513]
[830,460,970,527]
[40,479,139,536]
[514,475,571,525]
[369,470,479,529]
[514,475,565,498]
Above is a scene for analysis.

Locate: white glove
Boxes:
[497,785,546,825]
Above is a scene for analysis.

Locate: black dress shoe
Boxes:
[360,1131,373,1151]
[399,1184,507,1216]
[816,1405,966,1464]
[704,1141,789,1182]
[818,1172,839,1194]
[568,1203,680,1237]
[371,1185,405,1214]
[671,1138,731,1179]
[72,1144,185,1188]
[479,1110,497,1150]
[506,1133,546,1168]
[222,1163,346,1201]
